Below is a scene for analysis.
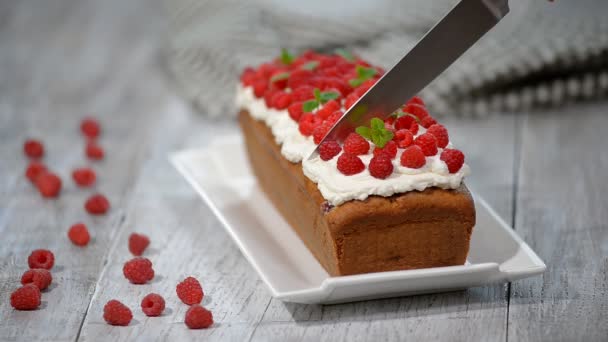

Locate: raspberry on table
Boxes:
[10,285,41,310]
[426,124,449,148]
[369,155,394,179]
[86,141,104,160]
[24,139,44,158]
[288,102,304,122]
[123,257,155,284]
[103,300,133,326]
[72,167,96,187]
[21,269,52,290]
[298,113,322,136]
[68,223,90,246]
[128,233,150,256]
[185,305,214,329]
[319,140,342,161]
[343,133,370,155]
[394,129,414,149]
[414,133,438,156]
[337,153,365,176]
[28,249,55,270]
[440,148,465,173]
[176,276,204,305]
[81,118,101,138]
[85,193,110,215]
[141,293,165,317]
[373,140,397,159]
[400,145,427,169]
[25,161,47,183]
[35,172,62,198]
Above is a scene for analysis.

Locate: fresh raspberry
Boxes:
[272,92,292,110]
[337,153,365,175]
[325,110,343,125]
[384,116,395,126]
[318,140,341,161]
[369,155,394,179]
[408,96,425,106]
[343,133,370,155]
[141,293,165,317]
[400,145,427,169]
[85,193,110,215]
[68,223,90,246]
[344,92,360,110]
[440,148,465,173]
[24,139,44,158]
[86,141,104,160]
[81,118,101,138]
[298,113,322,136]
[35,172,62,198]
[287,69,314,89]
[288,102,304,122]
[354,79,376,96]
[240,67,256,87]
[394,115,419,135]
[373,140,397,159]
[123,257,154,284]
[103,300,133,326]
[312,121,332,145]
[21,269,52,290]
[28,249,55,270]
[316,100,340,120]
[426,124,449,148]
[25,161,47,182]
[72,167,96,187]
[176,276,204,305]
[291,85,315,102]
[414,133,438,156]
[420,115,437,128]
[10,285,41,310]
[269,70,289,89]
[252,79,268,98]
[185,305,214,329]
[394,129,414,149]
[402,103,429,120]
[128,233,150,256]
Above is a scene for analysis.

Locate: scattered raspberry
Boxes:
[72,167,96,187]
[343,133,370,155]
[81,118,101,138]
[408,96,425,106]
[25,161,47,182]
[24,139,44,158]
[85,193,110,215]
[316,100,340,120]
[369,155,394,179]
[287,101,304,121]
[128,233,150,256]
[176,276,204,305]
[400,145,426,169]
[319,140,341,161]
[414,133,438,156]
[426,124,449,148]
[420,115,437,128]
[86,141,104,160]
[337,153,365,175]
[141,293,165,317]
[68,223,90,246]
[394,129,414,149]
[21,269,52,290]
[298,113,322,136]
[28,249,55,270]
[185,305,214,329]
[10,285,41,310]
[103,300,133,326]
[312,121,332,144]
[123,257,154,284]
[394,115,419,135]
[373,140,397,159]
[440,148,465,173]
[35,172,62,198]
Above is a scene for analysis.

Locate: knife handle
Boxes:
[482,0,509,18]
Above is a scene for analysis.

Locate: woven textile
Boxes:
[166,0,608,117]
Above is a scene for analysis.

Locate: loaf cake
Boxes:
[236,50,475,276]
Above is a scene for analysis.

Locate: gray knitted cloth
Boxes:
[165,0,608,118]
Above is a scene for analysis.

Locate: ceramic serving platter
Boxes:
[171,135,545,304]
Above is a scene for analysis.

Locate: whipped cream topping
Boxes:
[236,84,470,206]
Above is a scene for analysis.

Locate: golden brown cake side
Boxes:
[239,110,475,276]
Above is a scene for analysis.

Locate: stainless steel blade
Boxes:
[309,0,509,159]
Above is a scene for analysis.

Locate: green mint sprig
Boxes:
[302,88,340,112]
[391,109,421,123]
[355,118,394,148]
[270,71,290,83]
[301,61,320,71]
[348,65,378,88]
[335,48,356,62]
[280,48,295,65]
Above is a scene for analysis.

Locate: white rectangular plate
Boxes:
[171,135,545,304]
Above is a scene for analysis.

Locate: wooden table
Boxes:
[1,0,606,341]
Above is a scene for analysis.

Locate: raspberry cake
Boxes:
[237,50,474,276]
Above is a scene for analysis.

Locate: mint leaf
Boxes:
[313,88,321,102]
[302,61,319,71]
[319,91,339,103]
[356,65,377,80]
[356,116,393,148]
[335,48,356,62]
[348,78,363,88]
[303,100,319,113]
[356,126,372,140]
[280,48,294,65]
[370,118,384,130]
[270,72,290,83]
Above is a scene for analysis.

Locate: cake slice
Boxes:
[237,50,475,276]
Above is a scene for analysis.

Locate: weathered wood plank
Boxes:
[508,105,608,341]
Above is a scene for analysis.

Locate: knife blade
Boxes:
[309,0,509,159]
